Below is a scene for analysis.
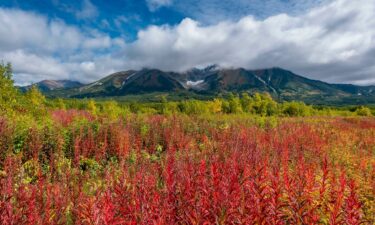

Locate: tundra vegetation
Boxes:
[0,62,374,224]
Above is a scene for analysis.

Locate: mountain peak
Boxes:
[203,64,220,72]
[187,64,220,73]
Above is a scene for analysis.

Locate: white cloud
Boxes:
[1,0,375,86]
[0,9,77,53]
[146,0,173,12]
[0,7,125,85]
[0,8,115,53]
[123,0,375,85]
[80,61,96,73]
[82,36,111,49]
[75,0,98,20]
[2,50,69,78]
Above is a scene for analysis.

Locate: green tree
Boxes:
[221,100,230,114]
[355,106,372,116]
[0,62,20,115]
[282,101,312,117]
[252,93,265,115]
[24,85,47,117]
[101,100,122,119]
[56,98,66,110]
[159,95,170,114]
[208,98,223,114]
[178,100,209,115]
[25,85,46,107]
[251,93,278,116]
[240,92,253,113]
[87,99,97,115]
[262,93,278,116]
[228,93,243,114]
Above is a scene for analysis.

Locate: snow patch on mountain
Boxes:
[186,80,204,86]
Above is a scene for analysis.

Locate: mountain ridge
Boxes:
[23,67,375,105]
[20,80,84,92]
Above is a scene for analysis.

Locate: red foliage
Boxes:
[0,113,373,224]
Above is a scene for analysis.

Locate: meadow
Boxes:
[0,64,374,224]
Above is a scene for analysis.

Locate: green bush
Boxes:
[282,101,312,116]
[355,106,372,116]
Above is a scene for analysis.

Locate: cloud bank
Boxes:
[1,0,374,85]
[126,0,375,85]
[0,7,124,85]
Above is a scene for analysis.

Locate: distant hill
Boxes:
[20,80,84,92]
[24,66,375,105]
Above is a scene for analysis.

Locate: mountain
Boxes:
[61,69,185,98]
[20,80,84,92]
[117,69,185,95]
[29,67,375,105]
[70,71,136,97]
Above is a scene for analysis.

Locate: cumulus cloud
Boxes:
[2,50,69,78]
[0,7,124,85]
[0,8,115,53]
[0,9,77,53]
[1,0,375,85]
[146,0,173,12]
[123,0,375,85]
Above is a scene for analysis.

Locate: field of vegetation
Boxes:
[1,63,374,224]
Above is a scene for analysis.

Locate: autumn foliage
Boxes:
[0,110,374,224]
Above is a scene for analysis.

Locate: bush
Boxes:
[355,106,372,116]
[282,101,312,116]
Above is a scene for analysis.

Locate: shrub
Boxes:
[355,106,372,116]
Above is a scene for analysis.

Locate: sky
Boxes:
[0,0,374,86]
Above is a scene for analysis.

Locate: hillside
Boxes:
[20,80,84,92]
[29,67,375,105]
